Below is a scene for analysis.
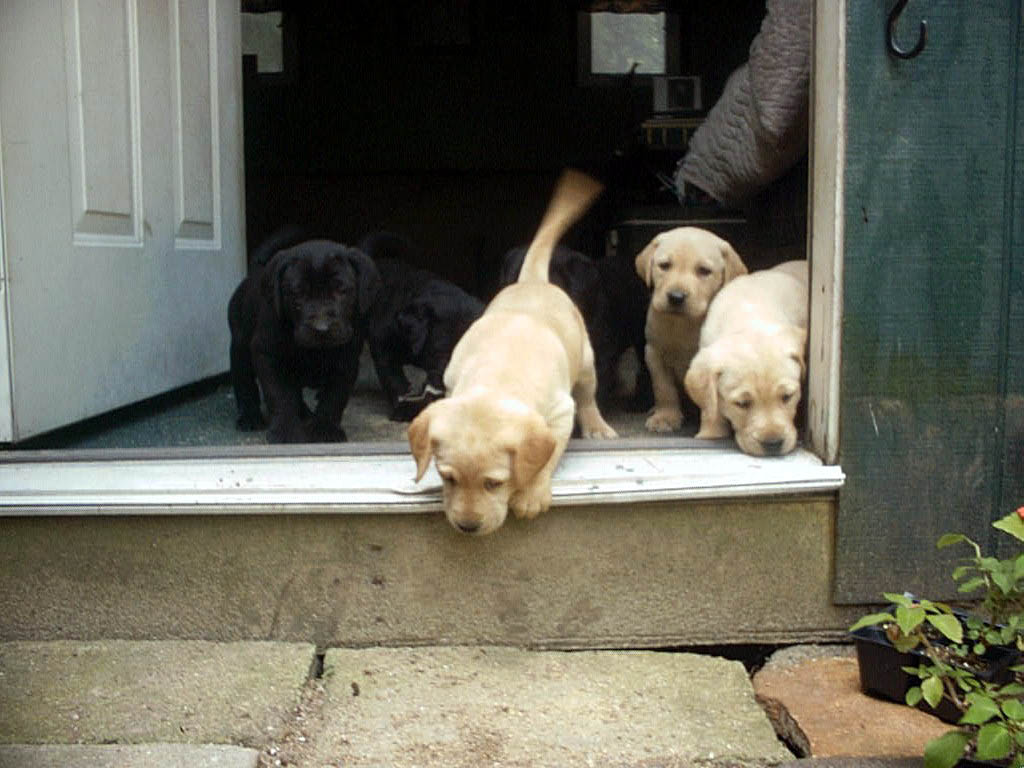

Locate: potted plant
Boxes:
[849,507,1024,768]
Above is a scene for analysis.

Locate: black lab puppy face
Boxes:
[265,241,379,349]
[395,293,483,372]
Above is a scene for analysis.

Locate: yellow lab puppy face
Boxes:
[408,397,556,535]
[685,327,806,457]
[635,227,747,318]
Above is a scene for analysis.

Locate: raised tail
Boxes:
[517,169,604,283]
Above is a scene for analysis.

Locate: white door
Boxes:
[0,0,245,441]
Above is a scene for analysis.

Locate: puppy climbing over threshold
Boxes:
[408,170,617,535]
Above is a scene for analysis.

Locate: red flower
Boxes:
[1017,506,1024,521]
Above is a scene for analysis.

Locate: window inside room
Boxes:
[241,11,283,74]
[589,12,668,75]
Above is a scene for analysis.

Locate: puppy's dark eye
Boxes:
[696,265,713,277]
[781,392,794,404]
[657,261,671,272]
[483,478,503,492]
[734,399,752,410]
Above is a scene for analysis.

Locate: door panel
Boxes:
[999,38,1024,556]
[64,0,142,243]
[172,0,219,246]
[835,0,1021,601]
[0,0,245,440]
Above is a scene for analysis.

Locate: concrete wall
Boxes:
[0,496,861,648]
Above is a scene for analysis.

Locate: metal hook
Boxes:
[887,0,927,59]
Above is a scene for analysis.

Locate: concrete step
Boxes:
[0,744,259,768]
[0,641,315,747]
[0,640,793,768]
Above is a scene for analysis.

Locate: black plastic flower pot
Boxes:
[850,624,1020,724]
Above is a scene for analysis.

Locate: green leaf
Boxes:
[985,629,1003,645]
[999,683,1024,696]
[923,730,971,768]
[973,642,987,656]
[975,722,1011,760]
[993,511,1024,542]
[1013,553,1024,580]
[927,614,964,644]
[1001,697,1024,721]
[959,696,1000,725]
[885,592,915,607]
[992,570,1014,594]
[848,612,894,632]
[906,686,923,707]
[938,533,971,549]
[957,577,987,594]
[897,604,926,636]
[892,633,922,653]
[922,675,944,709]
[979,557,1002,574]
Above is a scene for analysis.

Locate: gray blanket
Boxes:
[675,0,811,206]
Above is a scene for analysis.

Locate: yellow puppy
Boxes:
[684,259,809,457]
[408,171,617,535]
[635,227,747,432]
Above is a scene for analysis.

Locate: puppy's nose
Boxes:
[760,438,785,456]
[455,521,481,534]
[667,291,687,308]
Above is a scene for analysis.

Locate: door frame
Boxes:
[0,1,847,511]
[0,103,12,443]
[806,0,845,464]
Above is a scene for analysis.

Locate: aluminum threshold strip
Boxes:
[0,446,844,514]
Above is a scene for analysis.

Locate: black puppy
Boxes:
[228,239,381,442]
[359,231,484,421]
[499,244,651,410]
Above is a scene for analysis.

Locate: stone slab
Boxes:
[752,645,951,757]
[272,646,794,768]
[0,641,315,746]
[0,744,258,768]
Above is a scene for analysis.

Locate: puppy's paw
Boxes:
[581,422,617,440]
[268,422,307,444]
[390,384,444,422]
[510,484,552,519]
[305,421,348,443]
[236,413,266,431]
[645,408,683,433]
[576,403,618,440]
[695,425,731,440]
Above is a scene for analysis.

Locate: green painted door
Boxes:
[835,0,1023,602]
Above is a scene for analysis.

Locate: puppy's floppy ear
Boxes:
[634,237,660,290]
[344,247,383,317]
[719,241,748,283]
[783,325,808,378]
[260,249,300,320]
[395,300,431,357]
[684,347,724,437]
[408,401,443,481]
[506,412,556,488]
